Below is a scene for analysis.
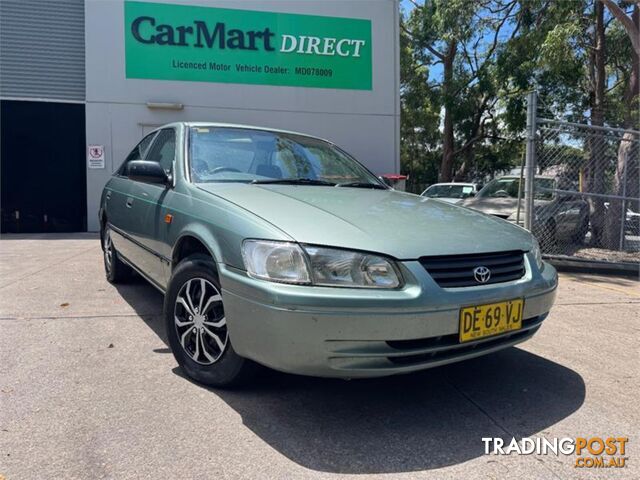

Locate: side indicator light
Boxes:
[164,213,173,224]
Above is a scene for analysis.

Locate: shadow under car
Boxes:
[116,274,586,474]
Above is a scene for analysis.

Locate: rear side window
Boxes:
[146,129,176,174]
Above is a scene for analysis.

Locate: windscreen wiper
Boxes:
[251,178,336,186]
[336,182,388,190]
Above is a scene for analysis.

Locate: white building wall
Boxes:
[85,0,400,231]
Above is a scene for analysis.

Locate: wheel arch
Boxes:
[171,227,222,271]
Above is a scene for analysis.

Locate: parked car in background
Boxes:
[100,123,557,387]
[462,175,590,246]
[421,182,478,204]
[626,208,640,236]
[603,202,640,237]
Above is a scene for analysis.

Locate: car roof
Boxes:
[151,122,330,143]
[496,175,555,180]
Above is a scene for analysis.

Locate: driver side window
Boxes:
[145,128,176,174]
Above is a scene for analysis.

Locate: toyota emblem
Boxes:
[473,266,491,284]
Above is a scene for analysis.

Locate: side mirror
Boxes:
[127,160,170,185]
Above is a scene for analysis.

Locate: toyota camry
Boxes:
[99,123,558,387]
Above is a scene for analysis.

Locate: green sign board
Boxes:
[124,1,372,90]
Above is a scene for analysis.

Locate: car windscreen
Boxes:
[477,178,554,200]
[424,184,473,198]
[188,127,382,186]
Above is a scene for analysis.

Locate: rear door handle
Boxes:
[126,197,134,208]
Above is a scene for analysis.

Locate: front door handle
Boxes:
[126,197,134,208]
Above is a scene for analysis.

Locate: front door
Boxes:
[109,132,157,262]
[125,128,177,288]
[554,198,588,240]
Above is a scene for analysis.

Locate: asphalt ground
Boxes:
[0,233,638,480]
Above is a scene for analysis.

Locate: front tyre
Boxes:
[164,254,257,387]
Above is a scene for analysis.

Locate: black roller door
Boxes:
[1,100,86,232]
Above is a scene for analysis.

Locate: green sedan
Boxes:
[99,123,558,387]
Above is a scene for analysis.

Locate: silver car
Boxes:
[421,182,478,204]
[100,123,558,387]
[463,176,590,245]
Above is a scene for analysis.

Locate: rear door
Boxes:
[554,198,588,239]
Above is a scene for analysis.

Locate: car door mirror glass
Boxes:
[126,160,169,185]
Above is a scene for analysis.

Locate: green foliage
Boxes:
[400,13,441,190]
[400,0,637,193]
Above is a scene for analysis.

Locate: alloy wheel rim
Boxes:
[174,277,227,365]
[104,230,113,273]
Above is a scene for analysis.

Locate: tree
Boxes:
[600,1,640,248]
[402,0,523,183]
[524,0,636,247]
[399,0,638,227]
[399,12,441,191]
[588,0,608,246]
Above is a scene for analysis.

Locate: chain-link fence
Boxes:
[526,95,640,266]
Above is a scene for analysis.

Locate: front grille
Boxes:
[420,250,525,288]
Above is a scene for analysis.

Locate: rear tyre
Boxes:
[102,226,132,284]
[164,254,257,388]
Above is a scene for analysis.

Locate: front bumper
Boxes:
[219,254,558,378]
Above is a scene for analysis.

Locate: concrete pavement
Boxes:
[0,234,638,479]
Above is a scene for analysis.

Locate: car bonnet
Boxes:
[197,183,534,259]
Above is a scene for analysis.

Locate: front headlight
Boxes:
[531,238,544,270]
[242,240,311,284]
[242,240,402,288]
[304,246,401,288]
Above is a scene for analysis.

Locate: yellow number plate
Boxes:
[459,299,524,343]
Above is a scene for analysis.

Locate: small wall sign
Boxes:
[87,145,105,169]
